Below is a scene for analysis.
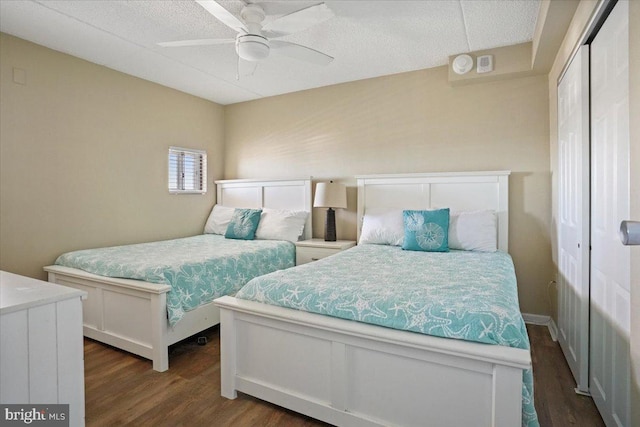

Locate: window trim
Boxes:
[168,146,207,194]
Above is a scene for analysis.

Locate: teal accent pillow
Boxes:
[225,208,262,240]
[402,209,450,252]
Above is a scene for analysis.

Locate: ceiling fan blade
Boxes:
[157,38,235,47]
[270,40,333,66]
[262,3,334,37]
[195,0,247,34]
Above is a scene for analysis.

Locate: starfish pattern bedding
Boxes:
[235,244,539,426]
[55,234,294,326]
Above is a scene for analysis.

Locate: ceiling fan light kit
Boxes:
[236,34,270,61]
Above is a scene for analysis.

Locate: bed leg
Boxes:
[219,308,237,399]
[491,364,522,427]
[151,292,169,372]
[152,351,169,372]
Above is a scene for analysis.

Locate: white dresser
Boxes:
[0,271,87,426]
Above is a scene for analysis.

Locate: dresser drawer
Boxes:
[296,247,340,265]
[294,239,356,265]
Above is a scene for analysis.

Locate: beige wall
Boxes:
[0,34,225,280]
[225,66,552,315]
[548,1,640,423]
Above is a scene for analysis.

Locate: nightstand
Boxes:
[294,239,356,265]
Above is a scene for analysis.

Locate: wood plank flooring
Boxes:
[527,325,604,427]
[84,324,604,426]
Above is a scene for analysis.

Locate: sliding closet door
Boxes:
[590,1,630,425]
[557,45,590,393]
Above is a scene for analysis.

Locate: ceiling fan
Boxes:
[158,0,335,67]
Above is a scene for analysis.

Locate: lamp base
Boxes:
[324,208,337,241]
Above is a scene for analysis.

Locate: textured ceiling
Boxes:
[0,0,541,105]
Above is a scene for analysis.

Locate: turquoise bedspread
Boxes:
[55,235,294,327]
[235,244,538,427]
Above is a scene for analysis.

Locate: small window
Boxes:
[168,146,207,194]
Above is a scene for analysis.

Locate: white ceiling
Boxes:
[0,0,541,105]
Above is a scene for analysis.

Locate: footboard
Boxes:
[215,296,531,427]
[45,265,172,371]
[45,265,221,372]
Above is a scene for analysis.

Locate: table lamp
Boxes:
[313,181,347,241]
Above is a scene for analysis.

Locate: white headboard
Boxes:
[215,178,313,240]
[356,171,510,251]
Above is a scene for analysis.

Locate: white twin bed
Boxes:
[45,178,312,372]
[214,171,537,427]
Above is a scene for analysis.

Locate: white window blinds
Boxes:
[168,147,207,194]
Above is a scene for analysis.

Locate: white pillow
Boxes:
[448,210,497,252]
[255,208,309,243]
[358,208,404,246]
[204,205,236,235]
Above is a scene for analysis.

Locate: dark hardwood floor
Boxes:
[527,325,604,427]
[84,324,604,426]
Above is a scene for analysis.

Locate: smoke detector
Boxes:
[452,54,474,75]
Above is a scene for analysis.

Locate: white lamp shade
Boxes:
[314,182,347,209]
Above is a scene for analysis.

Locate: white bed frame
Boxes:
[44,178,312,372]
[215,171,532,427]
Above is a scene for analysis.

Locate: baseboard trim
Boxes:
[547,317,558,341]
[522,313,558,342]
[574,387,591,396]
[522,313,550,325]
